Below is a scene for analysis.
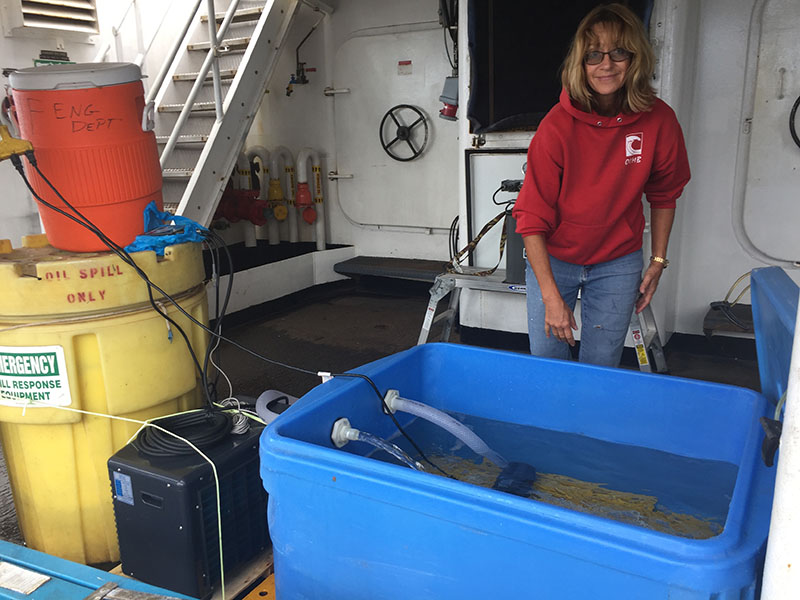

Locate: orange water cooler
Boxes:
[9,63,162,252]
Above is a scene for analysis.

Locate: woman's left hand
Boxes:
[636,262,665,313]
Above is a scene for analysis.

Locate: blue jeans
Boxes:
[525,250,643,367]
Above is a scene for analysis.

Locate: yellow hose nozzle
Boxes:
[0,125,33,162]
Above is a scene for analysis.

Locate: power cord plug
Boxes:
[0,125,33,162]
[709,300,751,330]
[500,179,523,193]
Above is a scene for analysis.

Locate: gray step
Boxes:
[334,257,448,283]
[158,101,216,114]
[188,37,250,52]
[201,7,263,24]
[156,134,209,147]
[162,168,195,180]
[173,68,238,82]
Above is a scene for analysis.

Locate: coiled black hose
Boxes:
[790,93,800,150]
[135,411,233,457]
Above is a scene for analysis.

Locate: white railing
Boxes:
[145,0,205,104]
[93,0,229,166]
[761,302,800,598]
[205,0,224,121]
[94,0,178,67]
[159,0,242,167]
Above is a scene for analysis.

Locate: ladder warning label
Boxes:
[0,346,71,407]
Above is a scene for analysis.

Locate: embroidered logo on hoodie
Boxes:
[625,132,643,165]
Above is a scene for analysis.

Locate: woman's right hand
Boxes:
[543,295,578,346]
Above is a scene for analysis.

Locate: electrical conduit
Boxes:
[384,390,508,468]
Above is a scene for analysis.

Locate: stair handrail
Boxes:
[205,0,225,121]
[159,0,242,168]
[93,0,136,62]
[93,0,178,68]
[134,0,180,68]
[145,0,205,105]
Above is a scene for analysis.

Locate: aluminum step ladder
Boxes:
[418,270,668,373]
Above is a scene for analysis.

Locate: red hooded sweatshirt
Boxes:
[512,88,690,265]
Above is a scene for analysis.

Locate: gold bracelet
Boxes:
[650,255,669,269]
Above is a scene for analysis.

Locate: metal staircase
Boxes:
[144,0,331,226]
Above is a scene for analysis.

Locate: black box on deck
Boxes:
[108,425,268,599]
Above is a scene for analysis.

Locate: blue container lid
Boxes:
[750,267,799,406]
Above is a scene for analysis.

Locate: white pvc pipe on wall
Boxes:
[246,145,272,244]
[761,303,800,598]
[236,152,257,248]
[270,145,295,245]
[296,147,326,251]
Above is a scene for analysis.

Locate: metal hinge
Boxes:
[323,87,351,96]
[328,171,353,180]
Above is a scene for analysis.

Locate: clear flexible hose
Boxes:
[390,396,508,468]
[356,431,425,471]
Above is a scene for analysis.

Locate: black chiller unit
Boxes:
[108,423,268,599]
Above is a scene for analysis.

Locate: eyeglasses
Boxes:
[584,48,632,65]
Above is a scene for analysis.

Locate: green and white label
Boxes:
[0,346,71,407]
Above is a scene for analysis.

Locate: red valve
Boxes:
[296,182,312,207]
[302,206,317,224]
[215,189,267,225]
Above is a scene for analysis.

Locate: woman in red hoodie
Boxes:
[512,3,690,368]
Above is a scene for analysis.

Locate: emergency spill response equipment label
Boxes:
[0,346,71,407]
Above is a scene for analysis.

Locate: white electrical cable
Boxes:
[207,324,257,432]
[209,327,236,403]
[23,402,229,600]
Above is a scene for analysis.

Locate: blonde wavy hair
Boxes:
[561,3,655,114]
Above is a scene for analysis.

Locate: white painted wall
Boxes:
[248,0,460,258]
[0,0,182,247]
[673,0,800,334]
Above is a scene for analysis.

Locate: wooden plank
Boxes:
[241,573,276,600]
[211,548,273,600]
[108,548,272,599]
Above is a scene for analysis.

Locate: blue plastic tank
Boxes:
[260,270,796,599]
[751,267,799,406]
[261,351,776,598]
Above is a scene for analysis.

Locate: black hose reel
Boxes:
[379,104,429,162]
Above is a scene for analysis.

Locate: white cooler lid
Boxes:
[9,63,142,91]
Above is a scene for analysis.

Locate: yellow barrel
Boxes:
[0,235,208,564]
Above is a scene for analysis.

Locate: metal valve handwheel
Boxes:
[379,104,429,162]
[791,93,800,150]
